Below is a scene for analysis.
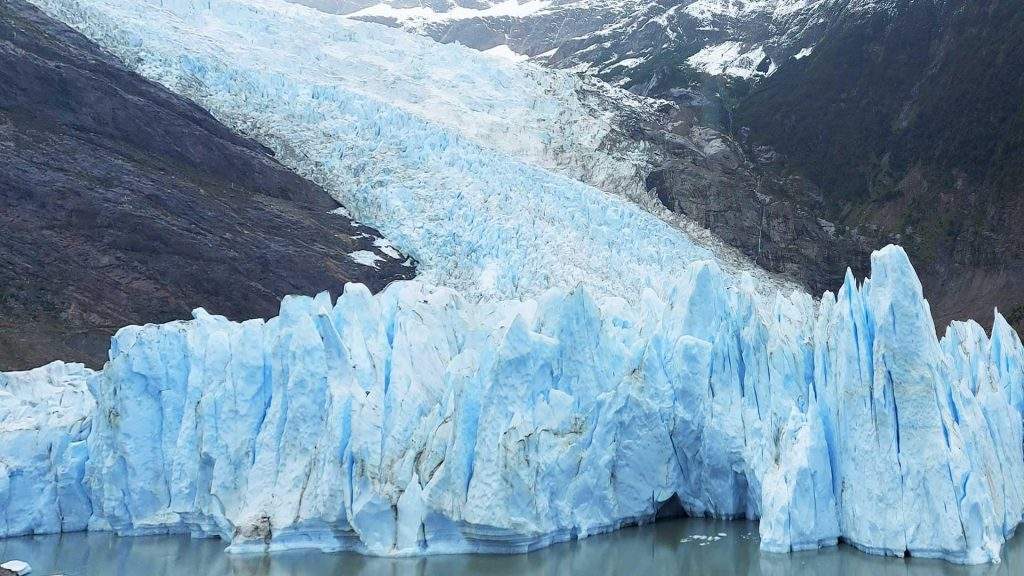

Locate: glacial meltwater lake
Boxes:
[2,518,1022,576]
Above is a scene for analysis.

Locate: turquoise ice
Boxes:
[3,0,1022,565]
[3,247,1022,563]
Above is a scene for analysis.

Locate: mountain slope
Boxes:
[736,0,1024,329]
[0,0,413,370]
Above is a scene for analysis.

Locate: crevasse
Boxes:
[2,246,1023,564]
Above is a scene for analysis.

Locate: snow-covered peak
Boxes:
[302,0,836,86]
[347,0,553,24]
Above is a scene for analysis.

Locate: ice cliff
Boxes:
[2,246,1023,564]
[0,362,94,536]
[4,0,1022,565]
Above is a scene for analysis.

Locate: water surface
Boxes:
[2,518,1021,575]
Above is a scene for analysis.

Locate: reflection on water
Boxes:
[2,518,1021,576]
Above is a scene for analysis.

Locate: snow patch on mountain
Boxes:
[681,0,821,21]
[610,57,644,69]
[349,0,552,24]
[686,42,768,78]
[482,44,529,62]
[349,250,385,268]
[793,45,814,59]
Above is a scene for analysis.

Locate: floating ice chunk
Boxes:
[0,560,31,575]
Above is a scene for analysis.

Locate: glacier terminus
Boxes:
[1,0,1023,569]
[2,246,1023,564]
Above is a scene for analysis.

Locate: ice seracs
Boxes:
[2,247,1022,564]
[0,362,94,538]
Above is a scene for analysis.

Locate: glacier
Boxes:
[0,362,94,537]
[2,246,1023,564]
[2,0,1022,566]
[27,0,790,303]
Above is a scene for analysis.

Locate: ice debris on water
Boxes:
[0,560,32,575]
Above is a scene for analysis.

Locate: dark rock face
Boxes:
[736,0,1024,330]
[642,119,878,295]
[0,0,414,371]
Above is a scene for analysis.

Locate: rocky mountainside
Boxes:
[0,0,413,370]
[305,0,1023,331]
[296,0,833,121]
[737,0,1024,330]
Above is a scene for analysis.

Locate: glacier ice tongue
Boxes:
[3,245,1022,564]
[26,0,792,303]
